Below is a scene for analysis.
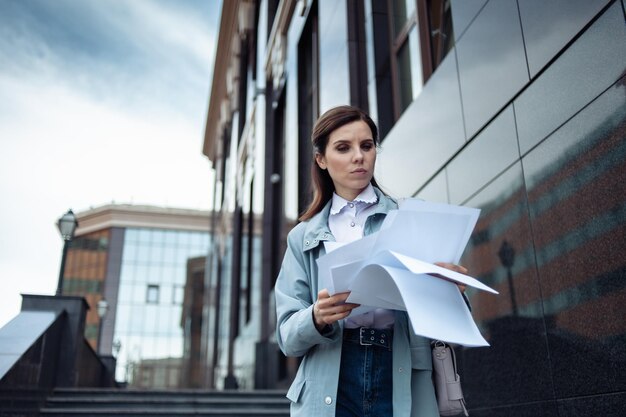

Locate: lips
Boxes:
[352,168,367,174]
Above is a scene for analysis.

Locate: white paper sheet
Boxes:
[314,198,497,346]
[346,265,489,346]
[319,236,376,293]
[384,251,497,294]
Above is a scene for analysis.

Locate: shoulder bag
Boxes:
[431,340,469,416]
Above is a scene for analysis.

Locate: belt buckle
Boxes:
[359,328,374,346]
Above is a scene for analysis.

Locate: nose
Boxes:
[353,147,364,162]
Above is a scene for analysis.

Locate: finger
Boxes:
[324,311,351,324]
[322,308,357,325]
[315,289,333,311]
[313,289,330,323]
[326,302,360,315]
[317,291,350,310]
[329,292,352,304]
[317,301,353,318]
[435,262,468,275]
[317,288,330,300]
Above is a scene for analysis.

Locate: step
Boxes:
[40,388,290,417]
[48,388,287,400]
[49,387,288,394]
[44,396,288,409]
[38,407,290,417]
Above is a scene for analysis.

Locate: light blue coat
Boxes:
[275,188,439,417]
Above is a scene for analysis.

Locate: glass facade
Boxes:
[114,228,210,388]
[362,0,456,136]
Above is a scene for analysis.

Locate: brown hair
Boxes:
[299,105,382,221]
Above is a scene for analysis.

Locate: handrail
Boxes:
[0,310,61,384]
[0,310,64,415]
[0,296,118,416]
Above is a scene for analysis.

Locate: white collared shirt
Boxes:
[328,183,395,329]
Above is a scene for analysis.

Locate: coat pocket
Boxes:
[410,343,433,371]
[286,378,306,403]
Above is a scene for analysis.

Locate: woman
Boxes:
[275,105,467,416]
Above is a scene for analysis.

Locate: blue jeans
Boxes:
[336,332,393,417]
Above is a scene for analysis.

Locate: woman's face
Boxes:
[315,120,376,201]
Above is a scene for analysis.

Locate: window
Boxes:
[146,284,159,304]
[389,0,423,117]
[396,25,423,113]
[365,0,455,128]
[425,0,455,70]
[172,285,184,305]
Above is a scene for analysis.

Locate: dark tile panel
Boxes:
[514,1,626,155]
[459,163,553,407]
[450,0,489,42]
[447,105,519,205]
[375,51,464,197]
[456,0,529,139]
[518,0,611,78]
[469,401,558,417]
[522,76,626,397]
[557,392,626,417]
[414,169,448,203]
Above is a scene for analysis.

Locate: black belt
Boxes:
[343,327,392,350]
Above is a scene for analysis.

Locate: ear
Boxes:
[315,152,327,170]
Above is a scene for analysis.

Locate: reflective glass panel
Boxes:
[114,225,210,388]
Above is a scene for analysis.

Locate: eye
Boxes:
[361,141,374,151]
[336,144,349,152]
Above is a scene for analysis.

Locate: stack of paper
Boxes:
[317,199,498,347]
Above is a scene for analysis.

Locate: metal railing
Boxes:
[0,295,117,416]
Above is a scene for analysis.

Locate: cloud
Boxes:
[0,0,220,327]
[0,0,219,119]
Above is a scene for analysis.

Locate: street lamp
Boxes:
[55,209,78,296]
[112,339,122,357]
[498,240,517,316]
[97,299,109,354]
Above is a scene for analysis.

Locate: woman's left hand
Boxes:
[434,262,468,293]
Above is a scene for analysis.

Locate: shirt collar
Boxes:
[302,186,397,251]
[330,183,378,215]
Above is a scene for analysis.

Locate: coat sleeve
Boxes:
[274,226,341,357]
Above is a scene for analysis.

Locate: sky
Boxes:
[0,0,222,327]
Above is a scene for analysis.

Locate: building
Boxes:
[60,204,212,388]
[202,0,626,413]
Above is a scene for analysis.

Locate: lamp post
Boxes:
[55,209,78,296]
[498,240,518,316]
[97,298,109,354]
[112,339,122,357]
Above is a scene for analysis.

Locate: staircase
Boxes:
[38,388,290,417]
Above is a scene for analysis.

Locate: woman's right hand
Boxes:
[313,289,360,332]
